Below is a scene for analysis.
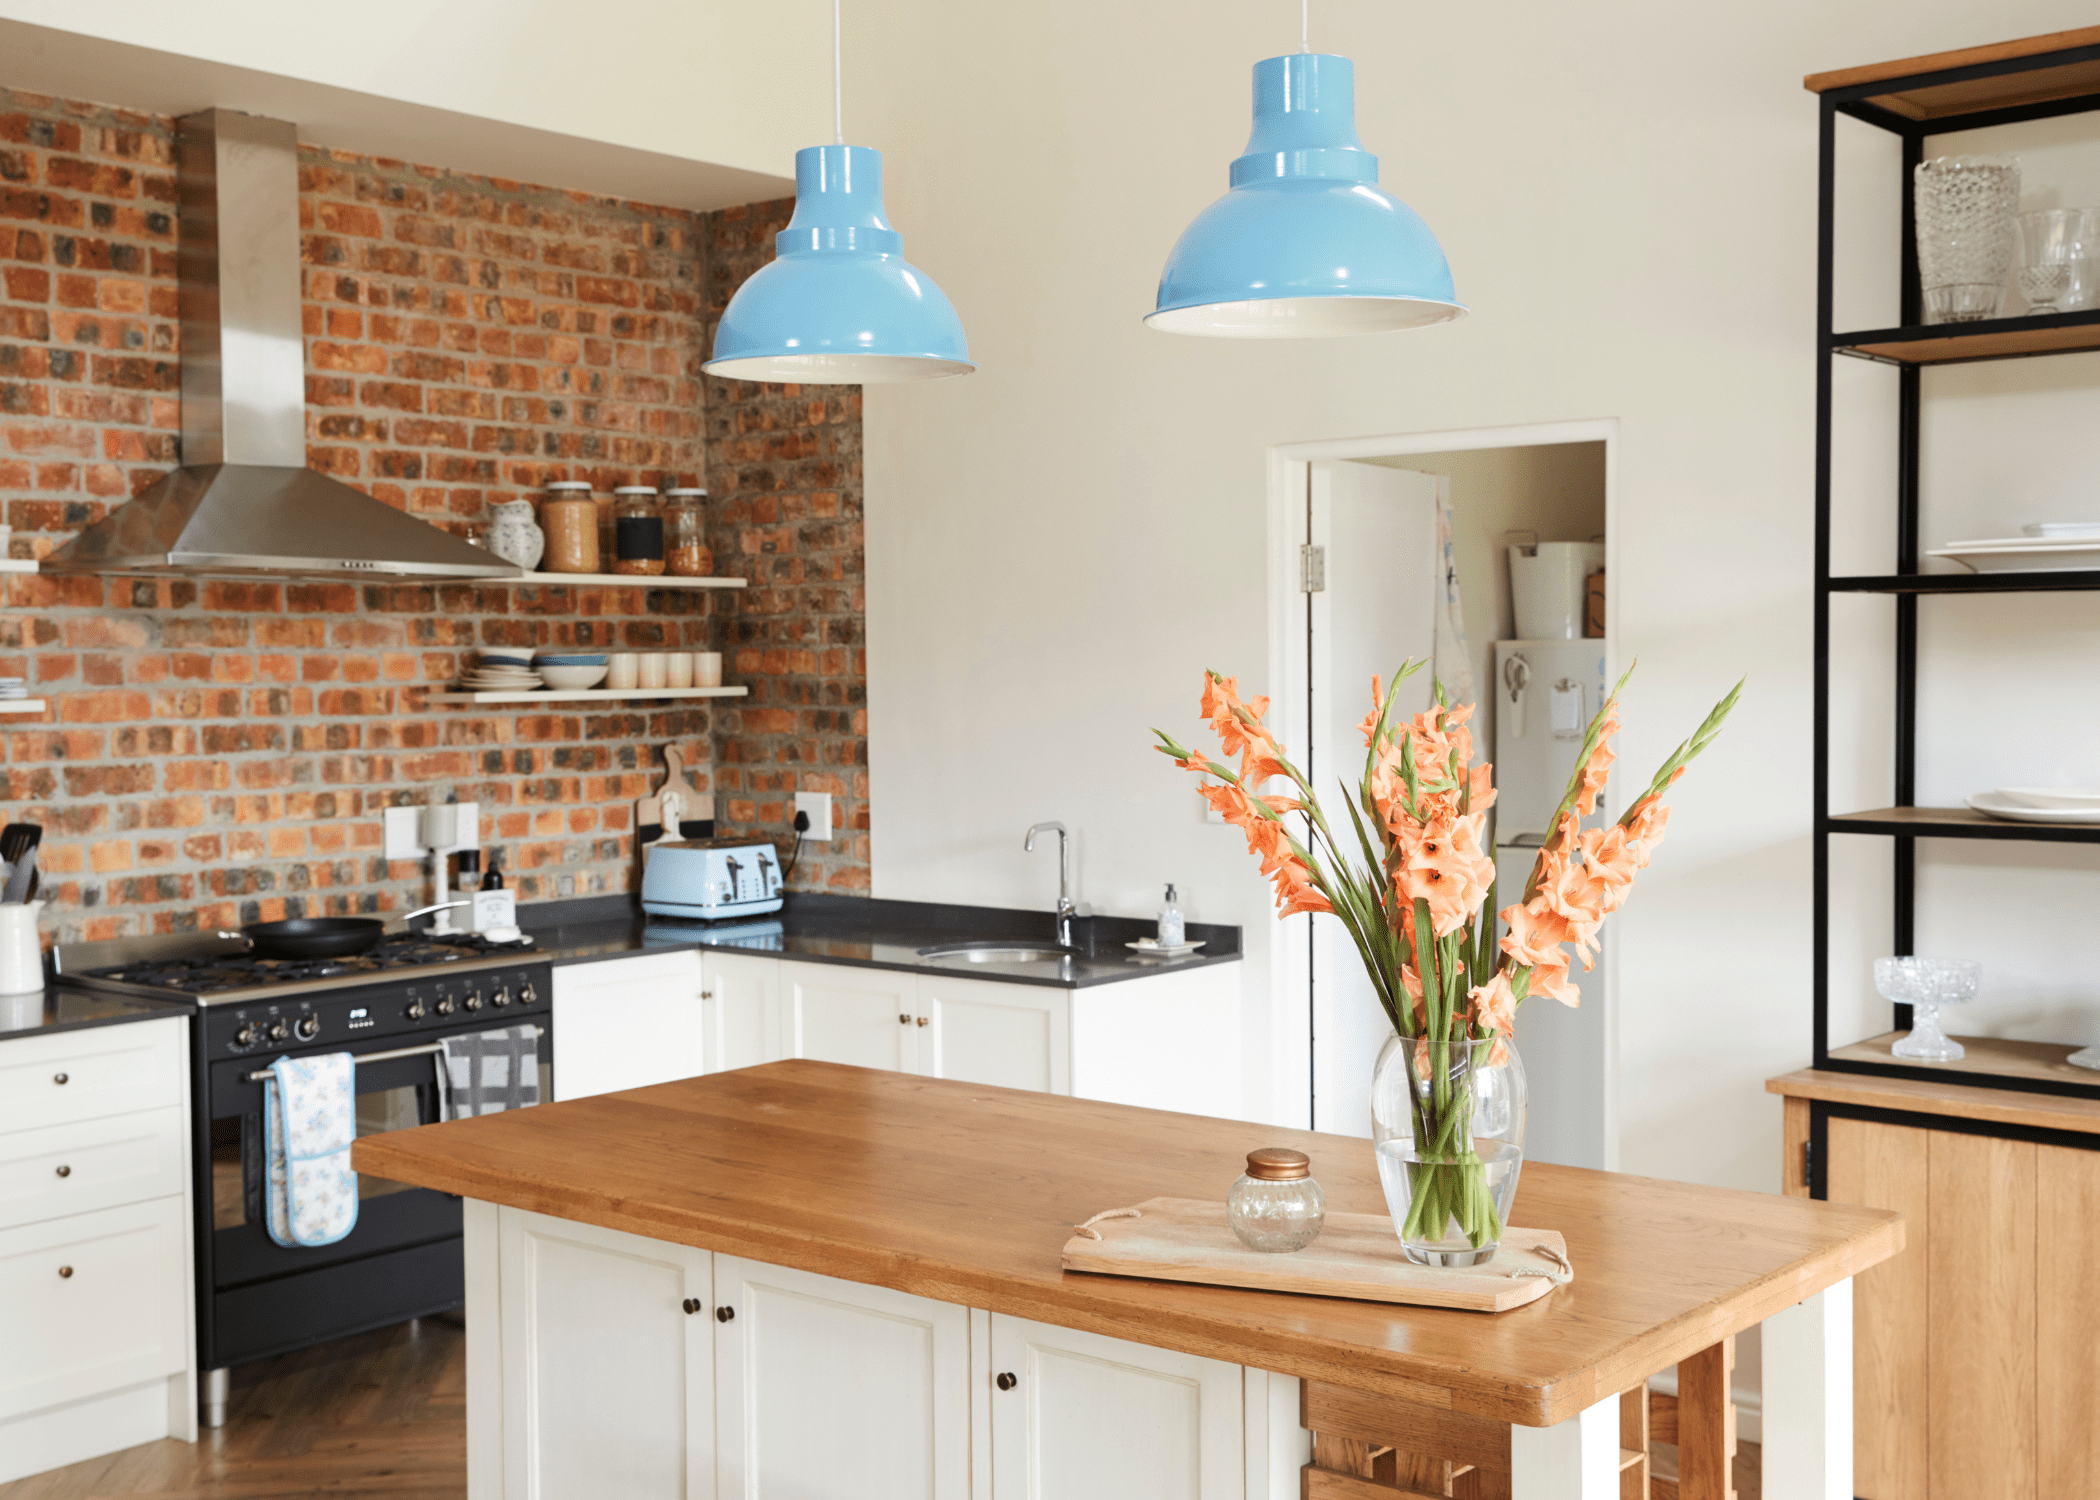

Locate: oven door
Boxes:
[202,1027,549,1367]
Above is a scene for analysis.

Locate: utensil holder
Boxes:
[0,900,47,995]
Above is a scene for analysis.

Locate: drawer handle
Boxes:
[682,1298,702,1316]
[53,1072,68,1086]
[58,1265,73,1279]
[898,1013,910,1025]
[716,1305,735,1323]
[996,1372,1017,1391]
[55,1164,71,1178]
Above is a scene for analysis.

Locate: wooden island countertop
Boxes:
[354,1060,1899,1428]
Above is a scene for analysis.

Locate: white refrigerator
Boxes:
[1492,639,1612,1170]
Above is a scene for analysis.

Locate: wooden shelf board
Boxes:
[1834,1032,2100,1091]
[1805,28,2100,117]
[426,687,748,705]
[0,699,46,714]
[0,559,37,574]
[508,572,745,590]
[1829,569,2100,594]
[1771,1048,2100,1134]
[1829,806,2100,842]
[1833,311,2100,365]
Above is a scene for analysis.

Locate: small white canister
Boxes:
[0,900,47,996]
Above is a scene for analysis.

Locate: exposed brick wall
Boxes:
[702,203,869,894]
[0,87,870,941]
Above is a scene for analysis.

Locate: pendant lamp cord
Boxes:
[1300,0,1309,51]
[832,0,845,144]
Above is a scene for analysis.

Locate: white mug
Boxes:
[0,900,46,996]
[694,651,723,688]
[607,653,639,690]
[638,653,667,690]
[667,652,694,689]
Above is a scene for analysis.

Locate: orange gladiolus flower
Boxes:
[1572,700,1620,818]
[1499,899,1572,969]
[1526,950,1580,1007]
[1271,857,1332,918]
[1470,970,1517,1038]
[1394,811,1495,937]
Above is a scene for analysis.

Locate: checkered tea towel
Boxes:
[437,1026,542,1120]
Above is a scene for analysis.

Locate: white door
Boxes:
[551,949,707,1101]
[1308,460,1441,1137]
[497,1207,713,1500]
[714,1254,970,1500]
[988,1313,1245,1500]
[701,952,780,1073]
[776,960,918,1073]
[915,974,1068,1093]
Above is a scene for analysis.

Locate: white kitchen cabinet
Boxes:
[713,1253,971,1499]
[552,949,706,1101]
[988,1312,1246,1500]
[775,959,920,1074]
[0,1014,195,1487]
[496,1207,713,1500]
[700,951,778,1074]
[915,973,1070,1095]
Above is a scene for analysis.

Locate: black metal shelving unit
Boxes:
[1812,36,2100,1099]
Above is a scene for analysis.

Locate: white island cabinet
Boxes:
[0,1014,196,1486]
[473,1205,1272,1500]
[554,948,1240,1117]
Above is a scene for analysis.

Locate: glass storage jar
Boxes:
[539,481,599,574]
[663,488,713,577]
[611,486,665,575]
[1227,1148,1324,1253]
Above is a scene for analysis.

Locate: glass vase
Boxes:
[1369,1033,1527,1267]
[1914,154,2019,325]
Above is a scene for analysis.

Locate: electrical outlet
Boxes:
[795,791,833,841]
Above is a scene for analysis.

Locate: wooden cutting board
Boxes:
[1060,1197,1570,1313]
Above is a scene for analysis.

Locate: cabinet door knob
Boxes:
[700,989,714,1001]
[55,1164,71,1178]
[682,1298,702,1315]
[58,1265,73,1279]
[716,1305,735,1323]
[52,1072,68,1085]
[995,1372,1017,1391]
[898,1013,910,1025]
[916,1017,929,1027]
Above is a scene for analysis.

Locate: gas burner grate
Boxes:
[82,932,534,993]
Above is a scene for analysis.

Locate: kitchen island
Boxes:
[355,1061,1898,1499]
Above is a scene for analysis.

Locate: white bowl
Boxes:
[537,663,609,691]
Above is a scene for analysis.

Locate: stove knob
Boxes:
[519,981,538,1006]
[492,986,512,1008]
[464,992,484,1012]
[294,1016,320,1041]
[435,998,456,1016]
[405,1000,427,1021]
[235,1024,259,1047]
[267,1020,290,1043]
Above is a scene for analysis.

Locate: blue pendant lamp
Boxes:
[704,2,972,383]
[1148,5,1464,337]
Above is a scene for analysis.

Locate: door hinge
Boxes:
[1300,544,1326,593]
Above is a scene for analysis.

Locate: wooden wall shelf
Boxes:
[0,699,47,714]
[0,560,38,574]
[1806,25,2100,127]
[1833,310,2100,366]
[1826,1032,2100,1098]
[507,572,745,591]
[1828,806,2100,843]
[427,687,748,706]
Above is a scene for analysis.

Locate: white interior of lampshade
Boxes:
[701,353,977,383]
[1144,295,1468,337]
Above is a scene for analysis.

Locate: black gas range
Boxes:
[59,931,556,1426]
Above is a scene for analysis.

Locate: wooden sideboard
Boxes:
[1769,1056,2100,1499]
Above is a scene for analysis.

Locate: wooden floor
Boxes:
[0,1319,465,1500]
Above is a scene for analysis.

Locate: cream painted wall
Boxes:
[852,0,2100,1183]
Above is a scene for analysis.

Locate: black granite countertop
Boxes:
[519,894,1242,990]
[0,985,191,1040]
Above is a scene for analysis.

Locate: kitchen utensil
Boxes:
[222,901,470,960]
[1877,956,1980,1062]
[1914,154,2020,323]
[1966,790,2100,824]
[0,824,41,903]
[538,663,609,690]
[0,899,45,994]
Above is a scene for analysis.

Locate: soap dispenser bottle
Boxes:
[1156,884,1185,946]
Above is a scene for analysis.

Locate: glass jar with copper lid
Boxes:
[610,485,665,575]
[662,488,713,577]
[539,481,599,574]
[1226,1148,1324,1252]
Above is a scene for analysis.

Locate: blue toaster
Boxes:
[640,841,785,921]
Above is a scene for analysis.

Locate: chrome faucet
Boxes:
[1023,821,1075,949]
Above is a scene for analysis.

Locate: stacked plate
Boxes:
[1928,524,2100,572]
[460,654,542,692]
[1966,787,2100,825]
[0,677,25,701]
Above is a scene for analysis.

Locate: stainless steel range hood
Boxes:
[42,110,519,582]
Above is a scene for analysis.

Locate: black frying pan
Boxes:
[221,902,466,960]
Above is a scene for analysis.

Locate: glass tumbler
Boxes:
[1914,155,2020,324]
[2014,209,2087,315]
[1877,956,1982,1062]
[1227,1148,1324,1253]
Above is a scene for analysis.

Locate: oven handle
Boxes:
[243,1025,544,1084]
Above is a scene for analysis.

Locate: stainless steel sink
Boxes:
[917,943,1075,965]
